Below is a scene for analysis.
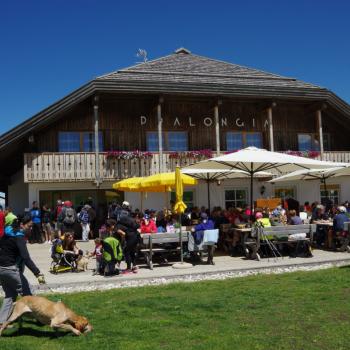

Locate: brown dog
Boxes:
[0,296,92,336]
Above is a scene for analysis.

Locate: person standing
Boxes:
[59,201,77,234]
[41,203,53,243]
[0,216,45,325]
[54,200,64,233]
[78,204,91,241]
[0,206,4,239]
[30,201,42,243]
[117,214,140,274]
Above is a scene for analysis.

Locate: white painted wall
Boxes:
[8,169,28,215]
[7,175,350,215]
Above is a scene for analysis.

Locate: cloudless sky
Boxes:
[1,0,349,135]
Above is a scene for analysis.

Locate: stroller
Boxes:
[50,238,77,274]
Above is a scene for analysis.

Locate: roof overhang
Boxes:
[0,79,350,152]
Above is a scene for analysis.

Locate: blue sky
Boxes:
[1,0,349,135]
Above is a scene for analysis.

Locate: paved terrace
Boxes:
[11,242,350,294]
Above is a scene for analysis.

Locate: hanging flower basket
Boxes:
[105,150,153,160]
[168,149,213,160]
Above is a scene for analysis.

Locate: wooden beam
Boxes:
[267,107,274,151]
[157,97,164,172]
[93,95,101,187]
[316,109,324,158]
[214,99,222,156]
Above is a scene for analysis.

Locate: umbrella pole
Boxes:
[250,171,254,221]
[179,213,183,263]
[140,192,144,212]
[323,176,328,199]
[207,179,211,211]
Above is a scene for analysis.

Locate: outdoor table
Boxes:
[313,221,333,249]
[233,227,252,253]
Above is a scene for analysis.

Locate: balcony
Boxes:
[23,151,350,183]
[23,152,210,183]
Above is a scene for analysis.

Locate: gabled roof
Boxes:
[97,48,321,90]
[1,48,350,152]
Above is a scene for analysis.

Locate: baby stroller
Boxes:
[50,238,77,274]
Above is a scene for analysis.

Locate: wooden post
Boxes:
[267,107,274,151]
[316,109,324,159]
[214,100,221,156]
[157,97,164,172]
[93,95,101,187]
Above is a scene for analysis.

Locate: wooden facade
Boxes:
[33,94,350,154]
[20,92,350,183]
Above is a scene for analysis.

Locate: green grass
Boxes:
[1,267,350,350]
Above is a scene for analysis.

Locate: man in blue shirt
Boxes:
[333,206,350,252]
[30,201,42,243]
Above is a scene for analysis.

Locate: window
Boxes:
[320,184,340,205]
[171,190,195,209]
[298,133,330,151]
[58,132,103,152]
[226,132,262,151]
[274,187,296,201]
[168,132,188,151]
[146,131,188,151]
[83,132,103,152]
[58,132,80,152]
[224,188,247,209]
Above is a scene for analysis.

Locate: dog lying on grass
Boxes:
[0,296,92,336]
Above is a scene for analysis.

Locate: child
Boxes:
[89,238,103,275]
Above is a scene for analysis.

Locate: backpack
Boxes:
[63,207,75,225]
[79,209,89,224]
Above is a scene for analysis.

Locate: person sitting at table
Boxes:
[271,205,287,226]
[255,211,271,227]
[191,213,215,264]
[332,206,350,251]
[140,214,157,234]
[288,210,303,225]
[311,205,330,247]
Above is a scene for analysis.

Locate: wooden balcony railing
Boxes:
[23,152,208,183]
[23,151,350,183]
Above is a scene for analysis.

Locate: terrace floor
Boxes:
[12,241,350,294]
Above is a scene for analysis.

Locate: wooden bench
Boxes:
[140,232,189,269]
[244,224,317,260]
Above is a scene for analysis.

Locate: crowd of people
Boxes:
[1,196,350,277]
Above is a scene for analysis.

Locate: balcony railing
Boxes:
[23,151,350,183]
[23,152,208,183]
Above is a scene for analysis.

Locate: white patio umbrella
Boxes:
[182,147,345,217]
[181,168,272,210]
[270,166,350,199]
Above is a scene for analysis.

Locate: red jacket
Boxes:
[0,211,5,238]
[140,220,157,233]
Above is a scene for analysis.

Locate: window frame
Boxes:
[58,131,103,152]
[297,133,330,151]
[226,131,263,151]
[320,184,340,205]
[224,187,248,209]
[146,131,189,152]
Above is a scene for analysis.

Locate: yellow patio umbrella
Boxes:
[112,177,169,211]
[140,171,197,191]
[140,171,197,209]
[112,177,144,192]
[174,167,187,214]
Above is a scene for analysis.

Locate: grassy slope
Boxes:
[1,267,350,350]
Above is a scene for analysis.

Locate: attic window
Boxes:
[174,47,191,54]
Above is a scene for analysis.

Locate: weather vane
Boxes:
[136,48,148,63]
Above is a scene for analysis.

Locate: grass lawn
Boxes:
[1,267,350,350]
